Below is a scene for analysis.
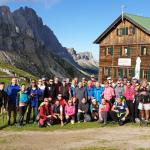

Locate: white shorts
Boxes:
[138,102,150,110]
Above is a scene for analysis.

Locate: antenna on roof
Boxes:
[121,5,125,22]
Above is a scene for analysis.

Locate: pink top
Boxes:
[65,105,75,116]
[123,85,135,101]
[99,103,110,112]
[102,87,115,101]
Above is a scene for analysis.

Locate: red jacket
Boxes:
[39,104,54,120]
[59,99,67,108]
[99,102,110,112]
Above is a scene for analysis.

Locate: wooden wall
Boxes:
[98,19,150,82]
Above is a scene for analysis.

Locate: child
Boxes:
[17,84,29,127]
[38,98,54,127]
[65,99,75,124]
[99,98,110,125]
[91,98,99,121]
[77,98,91,123]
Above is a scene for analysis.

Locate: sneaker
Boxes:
[135,118,140,124]
[71,120,75,124]
[47,122,51,126]
[78,121,81,123]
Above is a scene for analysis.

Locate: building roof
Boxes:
[94,13,150,44]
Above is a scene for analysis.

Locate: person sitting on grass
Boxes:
[77,98,91,123]
[53,99,64,126]
[99,98,110,125]
[91,98,99,121]
[110,97,129,126]
[38,98,54,127]
[17,84,29,128]
[65,99,76,124]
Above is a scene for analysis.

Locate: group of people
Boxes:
[0,75,150,128]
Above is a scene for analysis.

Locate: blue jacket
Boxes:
[6,84,20,105]
[93,86,104,105]
[87,86,94,99]
[17,91,29,106]
[28,87,42,107]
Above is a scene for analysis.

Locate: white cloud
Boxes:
[0,0,61,8]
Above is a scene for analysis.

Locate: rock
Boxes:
[0,6,96,79]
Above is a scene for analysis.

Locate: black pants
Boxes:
[126,100,135,122]
[18,106,27,126]
[8,103,17,125]
[110,111,126,125]
[134,97,139,118]
[26,104,37,123]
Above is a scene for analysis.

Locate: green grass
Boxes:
[0,63,37,83]
[0,114,141,132]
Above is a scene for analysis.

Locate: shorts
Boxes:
[138,102,150,110]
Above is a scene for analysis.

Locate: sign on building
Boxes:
[118,58,131,66]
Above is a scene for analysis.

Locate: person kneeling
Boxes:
[77,98,91,123]
[53,100,64,126]
[65,99,76,124]
[38,98,54,127]
[110,97,129,126]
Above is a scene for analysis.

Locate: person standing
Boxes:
[6,78,20,125]
[26,80,41,124]
[16,84,29,127]
[75,82,88,106]
[93,81,104,105]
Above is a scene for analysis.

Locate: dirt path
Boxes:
[1,127,150,150]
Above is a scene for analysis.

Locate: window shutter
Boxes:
[120,47,122,56]
[114,68,116,78]
[120,68,123,77]
[102,67,104,75]
[125,27,128,35]
[127,47,130,57]
[110,47,113,56]
[141,47,144,55]
[140,69,143,79]
[148,69,150,81]
[131,69,135,77]
[108,67,110,76]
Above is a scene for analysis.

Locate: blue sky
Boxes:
[0,0,150,60]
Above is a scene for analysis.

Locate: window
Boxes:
[105,47,113,56]
[143,70,148,80]
[104,67,110,76]
[117,27,128,36]
[141,46,147,56]
[129,26,136,35]
[120,46,130,56]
